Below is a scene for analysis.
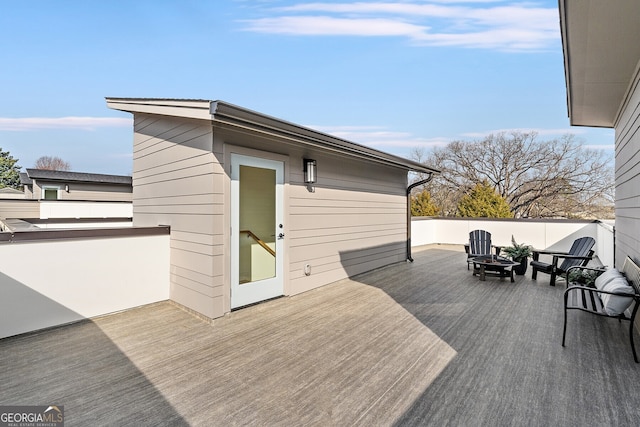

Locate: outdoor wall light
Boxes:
[303,159,317,184]
[65,184,69,192]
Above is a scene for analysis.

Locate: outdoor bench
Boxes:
[563,256,640,362]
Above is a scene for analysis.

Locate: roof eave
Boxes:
[560,0,640,128]
[106,98,440,175]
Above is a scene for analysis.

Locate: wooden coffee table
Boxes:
[472,256,518,282]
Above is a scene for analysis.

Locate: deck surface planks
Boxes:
[2,245,640,426]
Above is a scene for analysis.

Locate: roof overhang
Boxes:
[106,98,439,175]
[24,168,132,185]
[560,0,640,128]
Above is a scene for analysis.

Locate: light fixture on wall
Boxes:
[65,184,69,192]
[303,159,317,184]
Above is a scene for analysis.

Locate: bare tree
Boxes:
[411,132,614,218]
[34,156,71,171]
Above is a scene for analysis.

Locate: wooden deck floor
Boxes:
[2,245,640,426]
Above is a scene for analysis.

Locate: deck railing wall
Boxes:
[0,199,133,220]
[0,227,170,339]
[412,217,615,267]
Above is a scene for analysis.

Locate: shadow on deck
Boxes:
[1,245,638,426]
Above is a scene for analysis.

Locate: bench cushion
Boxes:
[595,268,623,290]
[601,277,635,316]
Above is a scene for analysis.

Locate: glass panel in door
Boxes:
[239,165,276,284]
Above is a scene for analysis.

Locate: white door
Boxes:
[230,154,284,308]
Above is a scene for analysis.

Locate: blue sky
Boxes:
[0,0,614,175]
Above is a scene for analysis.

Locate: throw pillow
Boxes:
[601,277,635,316]
[595,268,623,290]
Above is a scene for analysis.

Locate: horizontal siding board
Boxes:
[290,187,404,203]
[134,213,217,235]
[171,230,223,245]
[133,130,211,157]
[288,223,405,239]
[61,191,132,202]
[289,253,404,295]
[134,117,212,150]
[290,241,405,269]
[290,206,405,215]
[171,273,218,298]
[289,236,405,262]
[134,175,215,199]
[134,151,211,174]
[170,247,218,275]
[289,229,405,249]
[134,203,222,215]
[133,153,211,174]
[170,284,223,319]
[170,239,221,257]
[615,66,640,267]
[0,201,40,219]
[134,194,218,206]
[134,151,214,178]
[170,265,220,288]
[289,213,404,229]
[135,164,217,187]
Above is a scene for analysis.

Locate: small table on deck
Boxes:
[472,256,518,283]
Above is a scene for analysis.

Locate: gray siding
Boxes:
[0,200,40,219]
[216,127,408,298]
[30,181,132,202]
[132,114,223,318]
[288,155,407,294]
[63,183,132,202]
[615,65,640,266]
[130,116,410,320]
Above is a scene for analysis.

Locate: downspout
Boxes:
[407,173,434,262]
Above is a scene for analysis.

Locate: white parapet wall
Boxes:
[0,227,170,339]
[411,217,615,268]
[39,201,133,219]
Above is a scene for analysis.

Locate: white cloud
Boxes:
[0,117,132,131]
[242,16,427,37]
[460,127,586,138]
[584,144,615,151]
[308,124,449,148]
[307,124,613,153]
[240,1,559,51]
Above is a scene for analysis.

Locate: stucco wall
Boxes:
[411,217,614,268]
[0,230,169,339]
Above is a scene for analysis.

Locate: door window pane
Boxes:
[238,165,276,284]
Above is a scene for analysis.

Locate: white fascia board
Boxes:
[106,98,213,121]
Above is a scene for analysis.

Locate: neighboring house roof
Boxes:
[19,172,32,186]
[105,98,440,175]
[23,169,132,185]
[0,187,24,195]
[560,0,640,127]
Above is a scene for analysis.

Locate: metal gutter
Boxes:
[406,175,435,262]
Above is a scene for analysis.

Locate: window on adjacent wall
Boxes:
[42,187,59,200]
